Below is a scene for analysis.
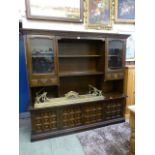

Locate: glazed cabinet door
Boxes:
[26,35,59,87]
[105,38,126,80]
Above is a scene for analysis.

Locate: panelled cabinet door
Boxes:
[105,38,126,80]
[26,35,59,86]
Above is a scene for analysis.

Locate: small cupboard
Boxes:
[25,35,59,87]
[22,29,130,141]
[105,39,126,81]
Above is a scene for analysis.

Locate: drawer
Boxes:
[30,78,58,87]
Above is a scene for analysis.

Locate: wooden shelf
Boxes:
[59,55,101,58]
[60,71,103,77]
[32,55,53,58]
[103,92,126,99]
[108,55,119,57]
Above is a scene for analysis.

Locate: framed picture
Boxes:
[115,0,135,24]
[25,0,83,22]
[85,0,112,29]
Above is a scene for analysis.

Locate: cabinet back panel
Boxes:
[59,58,98,73]
[113,80,124,93]
[59,76,98,96]
[58,40,103,55]
[102,80,123,93]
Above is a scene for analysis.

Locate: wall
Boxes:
[20,0,135,60]
[19,0,135,34]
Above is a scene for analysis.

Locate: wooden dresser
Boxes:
[22,29,130,141]
[128,105,135,155]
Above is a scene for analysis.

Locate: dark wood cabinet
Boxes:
[26,35,59,87]
[105,39,126,81]
[22,29,130,141]
[30,97,125,141]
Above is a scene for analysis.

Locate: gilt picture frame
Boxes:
[25,0,83,22]
[85,0,112,30]
[115,0,135,24]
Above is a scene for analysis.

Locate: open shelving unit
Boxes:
[57,38,105,96]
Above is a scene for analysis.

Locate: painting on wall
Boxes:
[126,34,135,60]
[115,0,135,24]
[85,0,112,29]
[25,0,83,22]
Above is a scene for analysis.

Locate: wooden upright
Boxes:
[124,65,135,118]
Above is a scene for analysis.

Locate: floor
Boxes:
[19,115,85,155]
[19,115,130,155]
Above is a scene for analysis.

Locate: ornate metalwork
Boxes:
[65,91,79,99]
[88,85,102,96]
[35,91,49,103]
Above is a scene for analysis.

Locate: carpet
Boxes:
[20,115,131,155]
[76,122,130,155]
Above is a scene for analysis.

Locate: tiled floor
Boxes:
[19,117,85,155]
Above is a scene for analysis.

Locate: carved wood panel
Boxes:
[32,111,57,132]
[83,103,104,124]
[62,106,82,128]
[31,99,124,135]
[105,100,123,120]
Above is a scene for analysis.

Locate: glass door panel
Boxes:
[108,41,123,70]
[30,37,54,74]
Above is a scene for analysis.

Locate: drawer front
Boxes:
[105,99,124,120]
[83,103,105,124]
[31,111,58,133]
[30,77,58,87]
[105,72,124,80]
[61,105,83,129]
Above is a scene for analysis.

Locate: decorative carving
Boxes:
[32,111,57,132]
[65,91,79,99]
[88,85,102,96]
[111,0,115,21]
[32,99,124,137]
[62,106,82,128]
[84,103,103,124]
[35,91,49,104]
[106,101,122,120]
[34,86,105,108]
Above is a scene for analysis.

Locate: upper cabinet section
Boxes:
[105,39,126,81]
[26,35,59,87]
[22,29,130,84]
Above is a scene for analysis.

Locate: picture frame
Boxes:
[126,34,135,60]
[85,0,112,30]
[115,0,135,24]
[25,0,83,23]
